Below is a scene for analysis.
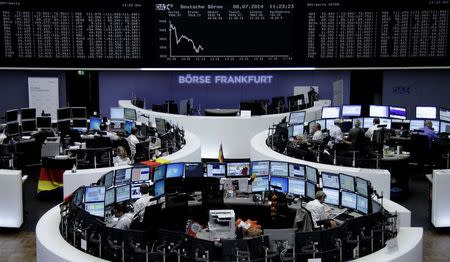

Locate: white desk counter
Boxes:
[0,169,23,228]
[380,198,411,228]
[430,169,450,227]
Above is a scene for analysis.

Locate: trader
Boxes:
[344,120,365,148]
[96,122,119,141]
[365,118,380,141]
[328,119,343,144]
[133,183,156,222]
[311,123,325,141]
[420,120,438,142]
[126,127,140,157]
[112,204,134,230]
[305,191,337,228]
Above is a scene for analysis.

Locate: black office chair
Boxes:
[410,133,433,166]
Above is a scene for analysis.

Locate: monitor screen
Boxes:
[341,191,357,209]
[155,118,167,134]
[154,180,165,198]
[321,172,340,189]
[184,162,204,178]
[166,163,184,178]
[363,117,375,129]
[111,107,125,119]
[430,120,440,133]
[153,165,167,182]
[84,202,105,217]
[306,181,316,199]
[305,166,318,184]
[71,107,87,119]
[409,120,425,131]
[226,162,250,177]
[115,168,132,185]
[57,119,70,133]
[72,118,87,128]
[288,178,305,196]
[356,195,369,214]
[5,110,19,123]
[252,176,269,193]
[323,187,340,206]
[7,122,20,136]
[115,185,131,202]
[89,117,102,130]
[369,105,389,118]
[289,124,304,137]
[124,108,137,121]
[57,108,71,120]
[270,176,288,193]
[325,119,336,130]
[251,161,270,177]
[289,163,305,178]
[389,106,407,120]
[105,188,115,206]
[289,111,306,125]
[36,116,52,129]
[21,119,37,133]
[206,163,226,178]
[315,120,325,131]
[124,120,135,134]
[416,106,437,119]
[440,108,450,122]
[322,107,341,119]
[339,174,355,192]
[21,108,36,120]
[104,171,114,189]
[131,184,142,199]
[84,186,105,203]
[379,118,392,129]
[342,105,362,117]
[270,161,288,177]
[355,177,369,197]
[440,121,450,133]
[132,167,150,182]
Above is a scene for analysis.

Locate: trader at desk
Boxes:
[365,118,381,141]
[420,120,438,143]
[112,203,134,230]
[305,191,337,229]
[133,183,156,222]
[344,119,365,148]
[312,123,325,141]
[126,127,140,157]
[328,119,344,145]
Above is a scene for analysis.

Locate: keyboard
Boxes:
[334,213,355,221]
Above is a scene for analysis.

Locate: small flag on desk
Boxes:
[218,143,225,163]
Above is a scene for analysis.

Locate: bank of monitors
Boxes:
[104,171,114,189]
[321,172,340,189]
[111,107,125,120]
[250,161,269,177]
[252,176,270,193]
[270,161,288,177]
[355,177,369,197]
[416,106,437,119]
[288,178,305,196]
[270,176,288,193]
[321,106,340,119]
[115,184,131,202]
[409,120,425,131]
[341,191,357,209]
[105,188,115,207]
[131,167,150,182]
[153,165,166,182]
[21,119,37,133]
[71,107,87,119]
[166,163,184,178]
[84,186,105,203]
[440,108,450,122]
[89,117,102,130]
[206,163,226,178]
[84,202,105,217]
[37,116,52,129]
[289,111,306,125]
[339,174,355,192]
[306,181,316,199]
[288,124,304,137]
[441,121,450,134]
[289,163,305,178]
[322,187,339,206]
[356,195,369,214]
[115,168,132,185]
[124,108,137,121]
[5,110,19,123]
[389,106,407,120]
[20,108,36,120]
[369,105,388,118]
[226,162,250,177]
[305,166,318,184]
[184,162,204,178]
[341,105,362,117]
[154,180,165,198]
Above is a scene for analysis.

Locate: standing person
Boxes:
[312,123,325,141]
[113,146,132,166]
[365,118,380,141]
[345,120,365,148]
[126,127,140,158]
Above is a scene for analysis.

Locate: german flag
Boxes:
[218,143,225,163]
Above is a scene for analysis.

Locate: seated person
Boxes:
[133,183,156,222]
[344,119,365,149]
[311,123,325,141]
[305,191,337,229]
[365,118,380,141]
[293,135,309,151]
[328,119,343,146]
[112,203,134,230]
[113,145,132,166]
[420,120,438,143]
[96,123,119,141]
[126,127,140,157]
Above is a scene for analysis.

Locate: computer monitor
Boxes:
[89,117,102,130]
[20,108,36,120]
[325,119,336,129]
[339,174,355,192]
[342,105,362,117]
[21,119,37,133]
[115,184,131,202]
[321,172,340,189]
[115,168,132,185]
[355,177,369,197]
[84,186,106,203]
[430,120,440,133]
[270,161,288,177]
[124,120,134,134]
[71,107,87,119]
[104,171,114,189]
[440,108,450,122]
[155,118,167,134]
[306,181,316,199]
[132,167,151,182]
[184,162,204,178]
[131,184,142,199]
[5,110,19,123]
[270,176,288,193]
[363,117,375,129]
[288,124,304,137]
[305,166,318,184]
[440,121,450,133]
[166,163,184,179]
[124,108,137,121]
[289,163,305,178]
[252,176,269,193]
[105,188,115,206]
[289,111,306,125]
[110,107,125,119]
[84,202,105,217]
[153,165,167,182]
[322,187,340,206]
[154,180,165,198]
[321,106,340,119]
[409,120,425,131]
[226,162,250,177]
[288,178,305,196]
[416,106,437,119]
[369,105,388,118]
[72,119,87,131]
[389,106,407,120]
[57,108,71,120]
[7,122,20,136]
[251,161,270,177]
[206,163,226,178]
[341,191,357,209]
[356,195,369,214]
[36,116,52,129]
[379,118,392,129]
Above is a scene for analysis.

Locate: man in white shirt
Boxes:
[112,204,134,230]
[312,123,324,141]
[365,118,380,141]
[96,123,119,141]
[328,119,343,144]
[305,191,336,228]
[133,184,156,222]
[126,127,140,158]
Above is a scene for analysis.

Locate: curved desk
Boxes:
[119,100,331,159]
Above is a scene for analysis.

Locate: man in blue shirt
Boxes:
[420,120,438,142]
